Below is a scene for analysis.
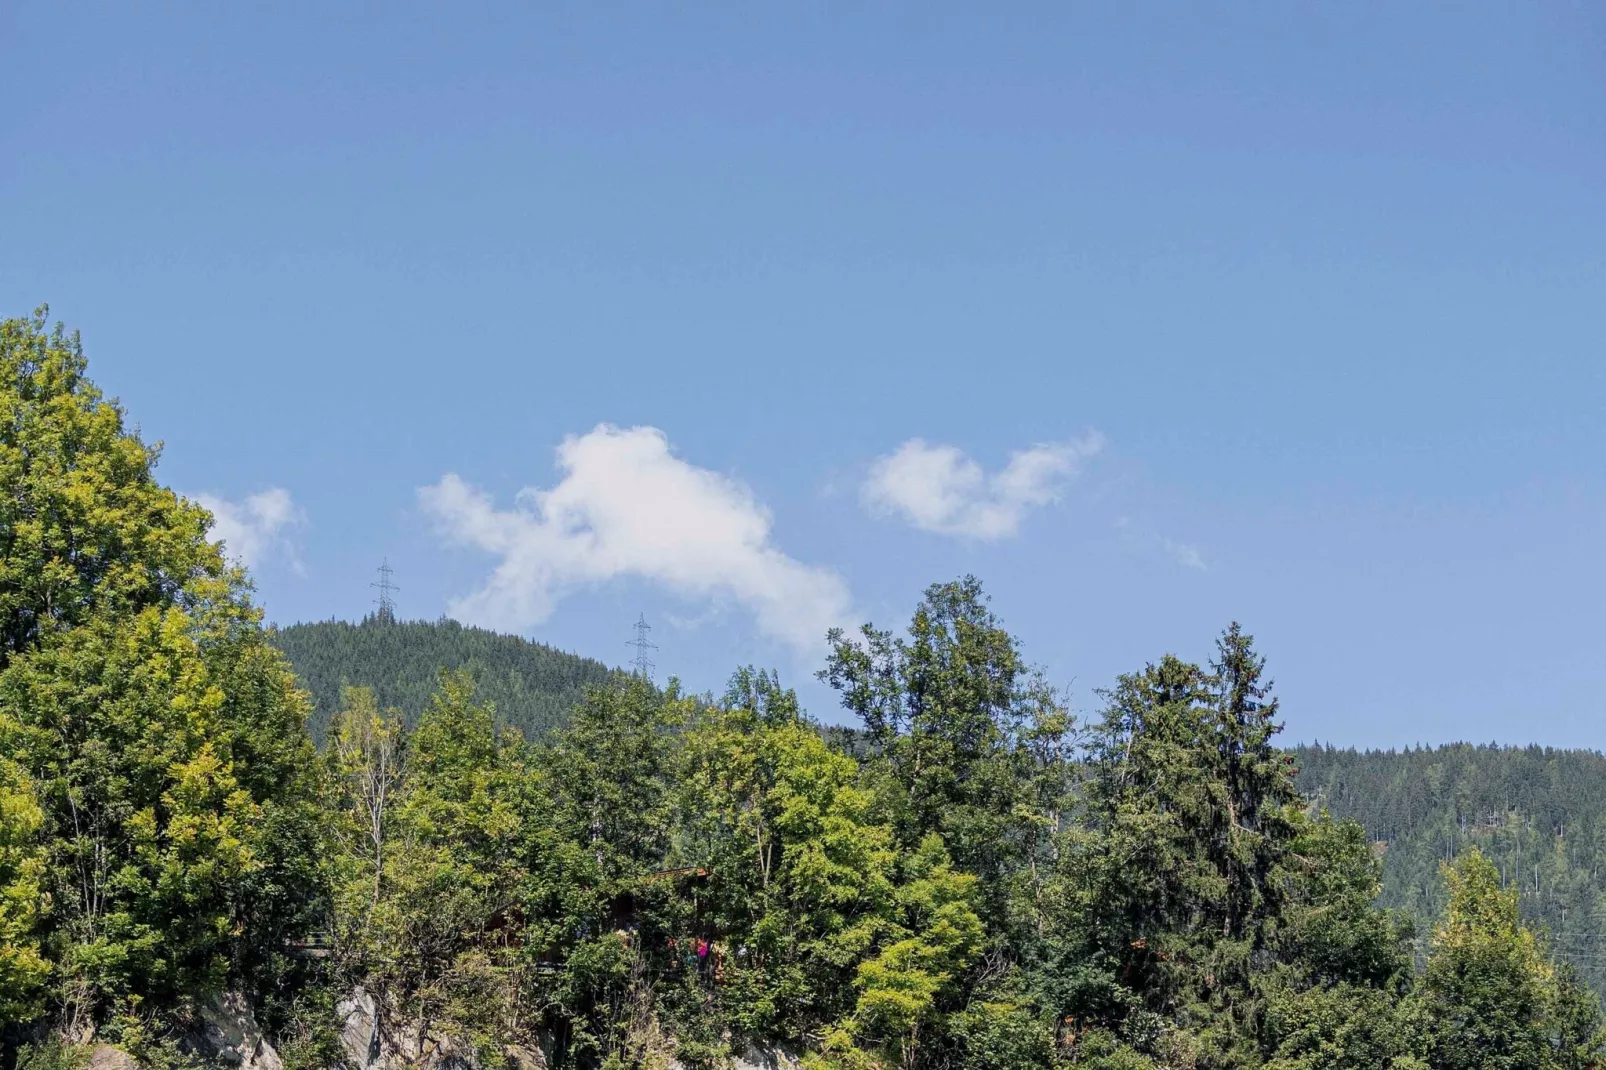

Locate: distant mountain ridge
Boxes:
[1293,742,1606,995]
[270,616,623,740]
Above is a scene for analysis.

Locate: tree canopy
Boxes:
[2,308,1601,1070]
[0,309,322,1055]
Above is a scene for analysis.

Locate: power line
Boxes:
[627,613,657,681]
[371,559,399,624]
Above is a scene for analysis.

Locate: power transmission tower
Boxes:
[371,559,399,624]
[627,613,657,681]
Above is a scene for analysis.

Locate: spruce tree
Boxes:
[1210,623,1300,945]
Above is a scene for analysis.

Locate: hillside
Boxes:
[1293,742,1606,993]
[270,616,623,739]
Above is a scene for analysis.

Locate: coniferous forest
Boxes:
[269,619,621,741]
[1293,745,1606,1000]
[4,308,1605,1070]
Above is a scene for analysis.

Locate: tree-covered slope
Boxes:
[1293,742,1606,993]
[270,616,623,740]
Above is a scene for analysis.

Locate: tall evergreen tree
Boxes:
[1210,624,1300,945]
[1051,629,1305,1067]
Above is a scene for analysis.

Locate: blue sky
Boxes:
[3,3,1603,747]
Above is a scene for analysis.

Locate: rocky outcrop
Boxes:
[335,987,542,1070]
[72,993,284,1070]
[730,1045,802,1070]
[72,995,785,1070]
[193,991,283,1070]
[86,1046,140,1070]
[502,1045,547,1070]
[668,1043,802,1070]
[332,986,805,1070]
[338,988,385,1068]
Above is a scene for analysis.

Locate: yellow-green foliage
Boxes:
[0,308,321,1031]
[1415,849,1606,1070]
[850,834,983,1068]
[0,759,49,1022]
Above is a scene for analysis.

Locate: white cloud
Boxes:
[194,487,303,570]
[1164,539,1208,571]
[861,433,1104,540]
[419,424,854,653]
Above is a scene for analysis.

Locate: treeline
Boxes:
[1295,743,1606,997]
[269,617,621,740]
[2,307,1604,1070]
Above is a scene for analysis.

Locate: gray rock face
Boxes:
[338,987,384,1069]
[336,987,539,1070]
[86,1046,140,1070]
[669,1044,802,1070]
[502,1045,548,1070]
[730,1046,802,1070]
[194,991,284,1070]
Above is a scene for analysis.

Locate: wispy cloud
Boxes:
[1118,517,1209,572]
[861,433,1104,540]
[420,424,854,654]
[193,488,304,571]
[1163,538,1208,571]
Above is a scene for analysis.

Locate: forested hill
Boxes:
[1293,742,1606,992]
[269,616,622,739]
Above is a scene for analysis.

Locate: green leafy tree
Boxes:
[547,677,685,883]
[849,835,985,1070]
[1273,810,1414,992]
[1417,848,1605,1070]
[0,310,222,661]
[946,993,1053,1070]
[1253,809,1419,1068]
[675,669,898,1045]
[0,308,321,1034]
[531,678,691,1068]
[822,577,1068,944]
[1260,982,1422,1070]
[360,672,526,1057]
[325,686,406,975]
